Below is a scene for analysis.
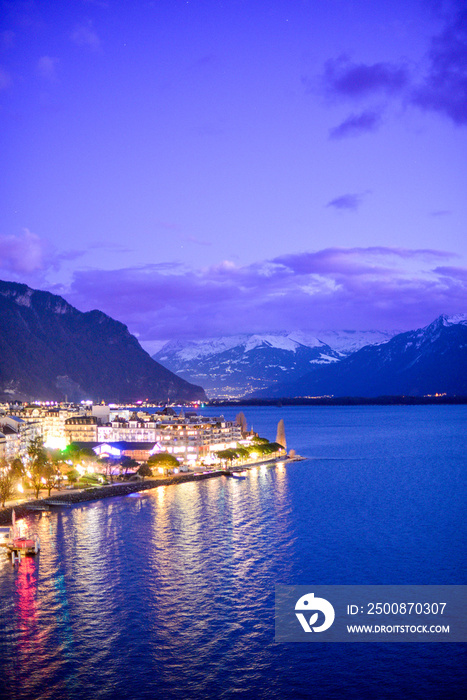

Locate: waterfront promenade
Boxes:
[0,455,302,526]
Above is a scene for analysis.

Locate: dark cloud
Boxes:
[60,248,465,341]
[329,110,382,139]
[412,5,467,124]
[326,193,363,211]
[318,3,467,130]
[434,265,467,281]
[323,57,409,99]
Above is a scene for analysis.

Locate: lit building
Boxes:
[70,410,242,466]
[0,416,42,459]
[64,416,98,443]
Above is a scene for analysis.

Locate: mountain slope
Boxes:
[252,315,467,398]
[0,280,206,403]
[152,330,397,398]
[153,333,344,398]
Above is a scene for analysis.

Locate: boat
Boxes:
[2,510,40,562]
[229,470,248,479]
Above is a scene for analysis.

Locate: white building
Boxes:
[0,416,42,459]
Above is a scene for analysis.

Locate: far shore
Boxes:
[0,455,305,526]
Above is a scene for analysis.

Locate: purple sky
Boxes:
[1,0,466,349]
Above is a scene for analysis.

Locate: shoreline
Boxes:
[0,455,305,525]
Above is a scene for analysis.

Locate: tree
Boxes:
[137,463,152,481]
[27,437,48,499]
[0,459,14,507]
[11,457,24,477]
[147,453,180,470]
[0,457,25,506]
[64,445,96,475]
[236,412,248,435]
[276,419,287,450]
[214,449,238,466]
[42,462,58,497]
[119,457,138,477]
[234,447,249,461]
[66,468,80,486]
[97,456,116,483]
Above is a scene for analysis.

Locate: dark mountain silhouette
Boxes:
[0,280,206,403]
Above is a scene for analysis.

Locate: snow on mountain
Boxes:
[153,329,397,364]
[150,317,464,398]
[242,333,321,353]
[152,332,344,398]
[440,314,467,327]
[310,329,400,356]
[254,314,467,399]
[155,335,250,362]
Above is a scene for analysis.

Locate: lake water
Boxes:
[0,405,466,699]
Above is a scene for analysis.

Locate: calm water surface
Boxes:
[0,406,466,699]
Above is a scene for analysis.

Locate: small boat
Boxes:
[229,470,248,479]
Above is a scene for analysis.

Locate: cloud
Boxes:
[317,3,466,131]
[0,230,86,283]
[430,209,451,217]
[434,265,467,281]
[59,247,465,341]
[36,56,59,81]
[326,193,364,211]
[71,21,101,51]
[412,5,467,124]
[273,247,453,276]
[323,57,409,99]
[0,229,47,274]
[329,110,382,139]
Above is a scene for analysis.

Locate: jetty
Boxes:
[0,510,41,563]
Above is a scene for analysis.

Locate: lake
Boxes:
[0,405,466,699]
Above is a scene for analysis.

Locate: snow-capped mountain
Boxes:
[152,329,399,398]
[306,328,400,355]
[253,315,467,399]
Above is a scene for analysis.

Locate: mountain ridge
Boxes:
[151,318,466,399]
[152,328,400,398]
[251,315,467,398]
[0,280,206,403]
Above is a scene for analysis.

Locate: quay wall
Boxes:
[0,471,224,525]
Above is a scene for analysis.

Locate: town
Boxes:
[0,402,288,505]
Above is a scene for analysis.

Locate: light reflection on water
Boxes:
[0,406,466,700]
